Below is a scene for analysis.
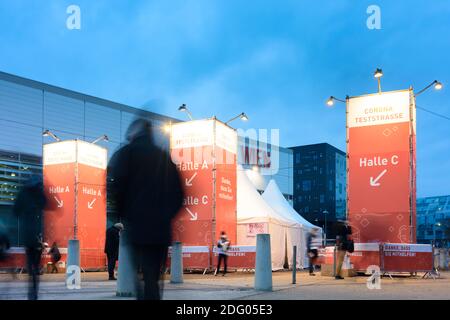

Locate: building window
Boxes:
[320,194,325,204]
[302,180,311,192]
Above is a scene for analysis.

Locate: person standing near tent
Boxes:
[216,231,230,276]
[335,220,352,280]
[307,227,321,276]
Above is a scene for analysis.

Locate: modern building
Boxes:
[0,71,293,246]
[289,143,346,239]
[416,195,450,247]
[238,136,293,203]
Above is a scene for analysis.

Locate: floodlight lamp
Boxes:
[434,81,443,90]
[374,68,383,78]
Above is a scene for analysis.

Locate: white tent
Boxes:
[262,179,323,268]
[236,167,302,270]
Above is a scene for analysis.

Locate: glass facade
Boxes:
[416,195,450,247]
[289,143,347,238]
[0,72,176,246]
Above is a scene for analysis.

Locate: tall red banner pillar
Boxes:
[43,140,107,269]
[347,89,416,244]
[170,119,237,269]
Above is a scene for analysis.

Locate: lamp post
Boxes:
[178,104,194,120]
[225,112,249,125]
[91,134,109,144]
[415,80,443,97]
[323,210,329,245]
[374,68,383,93]
[42,129,61,142]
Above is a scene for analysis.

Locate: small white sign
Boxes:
[348,90,411,128]
[246,223,268,237]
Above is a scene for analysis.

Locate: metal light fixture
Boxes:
[178,104,194,120]
[434,81,443,90]
[225,112,249,125]
[415,80,444,97]
[326,96,346,107]
[374,68,383,93]
[374,68,383,78]
[42,129,61,142]
[92,134,109,144]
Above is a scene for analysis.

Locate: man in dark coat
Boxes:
[13,174,48,300]
[108,118,184,300]
[104,223,123,280]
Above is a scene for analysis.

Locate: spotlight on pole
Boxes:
[374,68,383,93]
[325,96,346,107]
[415,80,444,97]
[91,135,109,144]
[326,96,335,107]
[434,81,443,90]
[225,112,249,125]
[178,104,194,120]
[42,129,61,142]
[374,68,383,78]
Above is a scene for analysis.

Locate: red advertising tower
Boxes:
[43,140,107,269]
[170,118,237,268]
[347,89,416,244]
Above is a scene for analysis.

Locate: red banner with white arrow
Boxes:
[347,90,416,244]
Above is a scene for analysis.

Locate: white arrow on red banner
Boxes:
[88,198,96,209]
[185,172,197,187]
[54,196,63,208]
[185,207,198,221]
[370,169,387,187]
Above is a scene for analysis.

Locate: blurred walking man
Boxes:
[307,227,321,276]
[108,118,183,300]
[13,175,48,300]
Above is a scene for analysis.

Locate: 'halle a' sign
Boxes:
[347,89,416,243]
[43,140,107,268]
[170,119,237,268]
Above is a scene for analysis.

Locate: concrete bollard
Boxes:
[170,242,183,284]
[254,234,272,291]
[116,230,137,297]
[439,248,448,270]
[292,245,297,284]
[66,239,81,289]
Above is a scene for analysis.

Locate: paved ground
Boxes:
[0,270,449,300]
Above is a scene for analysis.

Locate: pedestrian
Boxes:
[13,174,49,300]
[0,222,11,263]
[307,227,321,276]
[108,118,183,300]
[48,242,61,273]
[216,231,230,276]
[334,220,353,280]
[104,223,123,280]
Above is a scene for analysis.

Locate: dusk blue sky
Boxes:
[0,1,449,197]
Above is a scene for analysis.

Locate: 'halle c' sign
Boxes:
[347,89,416,244]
